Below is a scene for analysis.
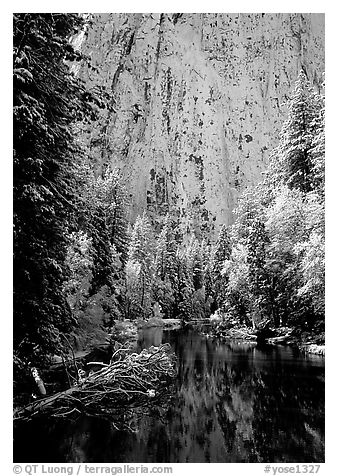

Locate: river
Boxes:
[14,327,325,463]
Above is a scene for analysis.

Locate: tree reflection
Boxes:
[14,329,324,463]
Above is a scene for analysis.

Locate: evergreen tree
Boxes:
[309,99,325,196]
[294,191,325,326]
[268,70,323,193]
[153,215,177,317]
[211,225,232,310]
[175,248,195,321]
[13,14,97,365]
[200,240,212,293]
[221,244,251,324]
[230,184,270,246]
[154,215,177,280]
[265,186,307,326]
[63,230,94,311]
[80,167,128,295]
[246,220,272,326]
[125,213,154,319]
[223,72,325,331]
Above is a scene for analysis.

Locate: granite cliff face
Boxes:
[76,13,324,237]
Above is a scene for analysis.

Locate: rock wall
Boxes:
[76,13,324,237]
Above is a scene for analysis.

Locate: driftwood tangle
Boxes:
[14,343,177,423]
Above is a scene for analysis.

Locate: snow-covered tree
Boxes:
[268,70,323,193]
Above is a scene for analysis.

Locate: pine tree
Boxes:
[125,213,154,319]
[269,70,323,193]
[200,240,214,315]
[152,215,178,317]
[175,248,195,321]
[220,72,325,331]
[309,98,325,196]
[211,225,232,310]
[80,167,128,295]
[221,244,251,324]
[63,230,94,311]
[154,215,177,280]
[246,220,272,326]
[13,14,97,365]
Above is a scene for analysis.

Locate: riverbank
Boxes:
[205,322,325,356]
[110,318,325,357]
[110,318,182,342]
[14,325,325,463]
[299,344,325,356]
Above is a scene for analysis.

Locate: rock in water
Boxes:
[75,13,324,237]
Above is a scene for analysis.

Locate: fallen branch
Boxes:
[14,343,177,423]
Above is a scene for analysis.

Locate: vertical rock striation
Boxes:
[76,13,324,237]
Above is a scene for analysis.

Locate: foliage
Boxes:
[294,191,325,319]
[153,215,180,318]
[13,14,127,370]
[63,231,94,310]
[122,213,216,321]
[267,70,323,193]
[211,225,231,310]
[76,166,128,294]
[246,220,272,326]
[63,166,128,343]
[13,13,98,365]
[221,245,251,324]
[215,71,325,332]
[124,213,154,319]
[14,12,324,384]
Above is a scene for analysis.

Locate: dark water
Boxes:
[14,328,325,463]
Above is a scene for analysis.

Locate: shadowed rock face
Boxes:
[76,13,324,237]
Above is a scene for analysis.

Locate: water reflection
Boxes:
[14,329,324,463]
